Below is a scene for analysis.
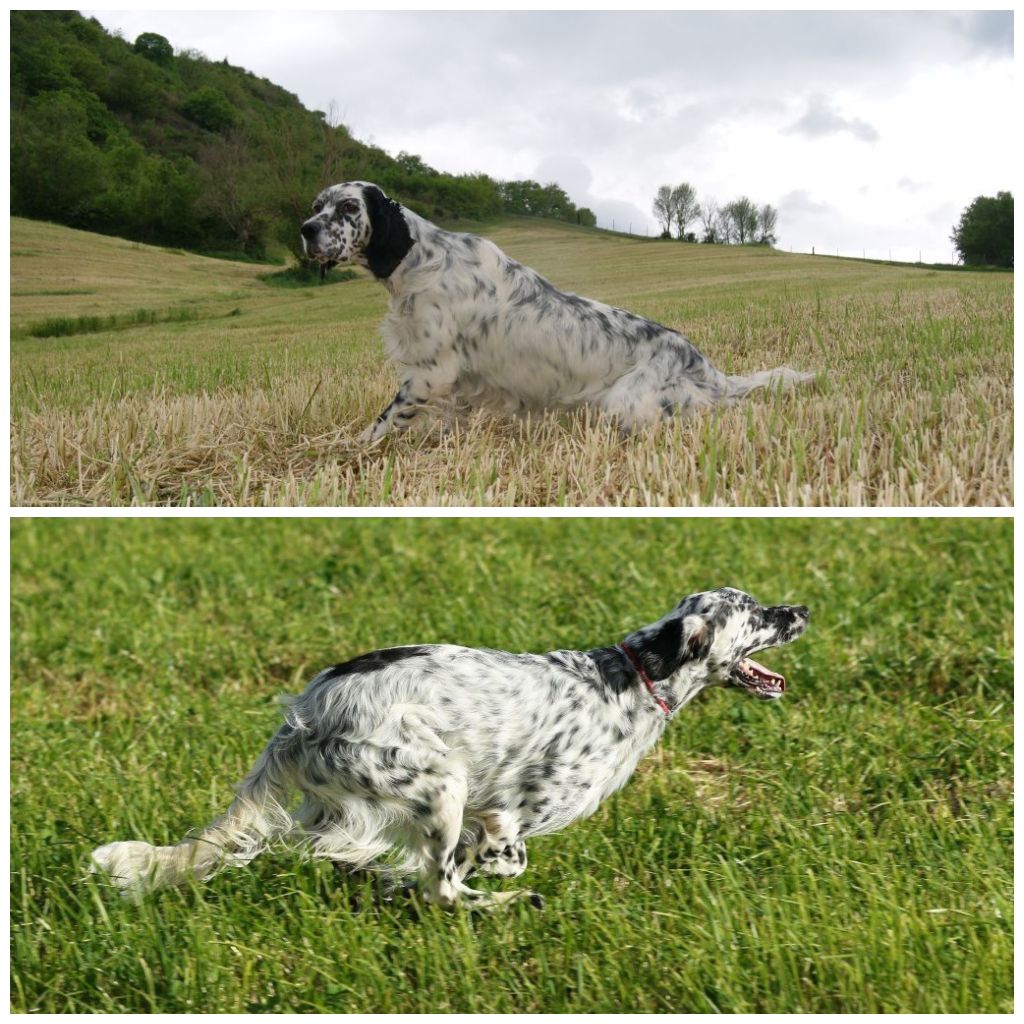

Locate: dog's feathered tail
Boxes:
[90,742,294,902]
[722,366,816,400]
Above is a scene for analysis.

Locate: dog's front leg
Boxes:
[359,379,416,443]
[452,812,543,910]
[359,358,457,443]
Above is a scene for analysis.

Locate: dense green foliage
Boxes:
[9,518,1013,1011]
[10,11,595,259]
[951,191,1013,267]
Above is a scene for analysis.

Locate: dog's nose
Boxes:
[793,606,810,621]
[300,221,320,241]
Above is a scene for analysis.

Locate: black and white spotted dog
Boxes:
[92,588,808,909]
[299,182,814,440]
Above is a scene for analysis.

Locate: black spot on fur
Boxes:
[638,618,684,681]
[324,646,433,679]
[588,646,635,696]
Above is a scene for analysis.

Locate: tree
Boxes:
[102,53,162,117]
[670,182,699,240]
[698,198,721,243]
[757,203,778,246]
[319,102,351,187]
[182,86,236,132]
[725,196,759,244]
[195,129,274,254]
[951,192,1013,267]
[395,151,437,178]
[652,184,674,237]
[133,32,173,66]
[717,206,736,244]
[10,91,105,224]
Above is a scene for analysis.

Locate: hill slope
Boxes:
[10,216,1014,506]
[10,11,593,259]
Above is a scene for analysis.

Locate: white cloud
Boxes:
[785,96,880,143]
[84,10,1014,262]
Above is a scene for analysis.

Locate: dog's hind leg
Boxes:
[90,736,295,901]
[411,761,473,909]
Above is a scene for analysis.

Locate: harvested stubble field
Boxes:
[10,216,1013,506]
[9,517,1013,1012]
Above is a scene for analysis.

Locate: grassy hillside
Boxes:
[10,216,1013,506]
[10,10,591,258]
[9,517,1013,1012]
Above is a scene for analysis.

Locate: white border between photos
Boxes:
[7,506,1015,519]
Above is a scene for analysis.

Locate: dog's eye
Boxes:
[341,201,359,215]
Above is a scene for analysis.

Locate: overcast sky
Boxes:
[87,9,1014,263]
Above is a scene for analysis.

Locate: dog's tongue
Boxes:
[741,657,786,690]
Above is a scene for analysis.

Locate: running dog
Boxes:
[92,587,809,908]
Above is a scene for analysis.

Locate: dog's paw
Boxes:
[89,841,158,903]
[461,888,544,913]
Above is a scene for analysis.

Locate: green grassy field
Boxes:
[10,216,1013,506]
[10,517,1012,1012]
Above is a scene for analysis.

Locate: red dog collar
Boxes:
[618,642,671,716]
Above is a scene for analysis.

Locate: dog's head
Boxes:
[300,182,414,280]
[626,587,809,700]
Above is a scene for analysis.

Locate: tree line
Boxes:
[653,183,778,245]
[10,11,596,261]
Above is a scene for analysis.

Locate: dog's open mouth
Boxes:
[731,657,786,699]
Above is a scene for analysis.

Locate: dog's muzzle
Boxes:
[300,221,331,263]
[730,605,809,700]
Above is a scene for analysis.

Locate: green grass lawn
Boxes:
[10,517,1012,1012]
[10,216,1013,506]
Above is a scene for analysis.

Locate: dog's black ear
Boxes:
[636,614,715,681]
[362,185,414,279]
